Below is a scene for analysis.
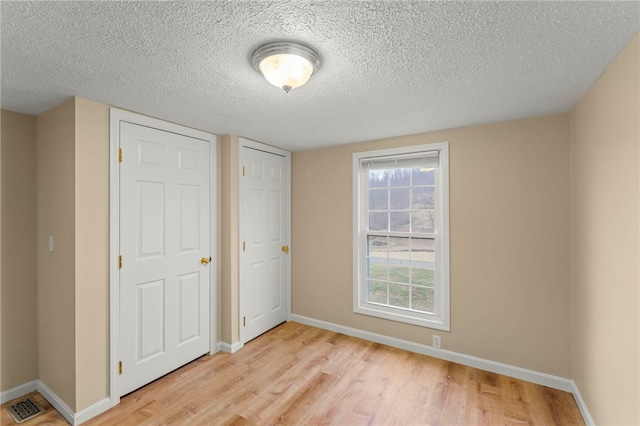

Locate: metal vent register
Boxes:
[6,397,45,423]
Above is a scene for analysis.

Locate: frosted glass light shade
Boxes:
[259,54,314,93]
[252,42,321,93]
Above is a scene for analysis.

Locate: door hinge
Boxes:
[119,255,122,269]
[118,361,122,375]
[242,166,245,176]
[243,241,246,252]
[243,316,246,326]
[119,148,123,163]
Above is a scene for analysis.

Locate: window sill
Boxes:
[354,303,450,331]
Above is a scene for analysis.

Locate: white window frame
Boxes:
[352,142,450,331]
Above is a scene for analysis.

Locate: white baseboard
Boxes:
[0,380,37,403]
[74,397,111,425]
[37,380,75,425]
[219,341,243,353]
[570,380,595,426]
[291,314,592,423]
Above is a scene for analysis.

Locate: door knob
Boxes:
[201,257,211,265]
[281,245,289,254]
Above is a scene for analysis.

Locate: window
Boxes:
[353,142,450,330]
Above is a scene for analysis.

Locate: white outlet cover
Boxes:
[433,335,441,349]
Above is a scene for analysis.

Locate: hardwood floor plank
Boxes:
[264,371,340,425]
[1,322,584,426]
[300,358,370,425]
[234,353,318,420]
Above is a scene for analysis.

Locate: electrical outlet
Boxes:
[433,335,441,349]
[48,235,54,252]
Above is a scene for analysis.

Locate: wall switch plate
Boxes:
[433,335,441,349]
[48,235,54,252]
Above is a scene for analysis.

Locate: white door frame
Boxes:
[238,137,292,346]
[109,108,218,407]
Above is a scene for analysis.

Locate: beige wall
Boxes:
[74,98,110,410]
[1,110,38,391]
[570,33,639,425]
[220,135,240,344]
[292,114,572,377]
[216,141,223,342]
[36,98,77,410]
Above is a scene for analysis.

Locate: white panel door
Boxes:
[119,122,210,396]
[240,146,288,343]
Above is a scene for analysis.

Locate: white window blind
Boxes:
[360,150,439,170]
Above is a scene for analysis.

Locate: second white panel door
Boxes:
[240,146,289,343]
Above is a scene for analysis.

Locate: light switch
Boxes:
[48,235,54,252]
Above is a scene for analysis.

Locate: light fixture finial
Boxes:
[252,41,321,93]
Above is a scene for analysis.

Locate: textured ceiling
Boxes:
[1,1,638,151]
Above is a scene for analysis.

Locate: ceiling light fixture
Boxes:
[252,41,321,93]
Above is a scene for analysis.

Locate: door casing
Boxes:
[238,137,292,346]
[109,108,218,407]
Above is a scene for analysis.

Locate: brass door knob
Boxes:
[281,245,289,254]
[201,257,210,265]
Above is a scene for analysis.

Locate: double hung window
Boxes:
[353,142,450,330]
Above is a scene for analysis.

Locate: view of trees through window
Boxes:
[366,167,436,313]
[368,167,435,232]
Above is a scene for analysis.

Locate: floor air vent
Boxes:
[6,397,45,423]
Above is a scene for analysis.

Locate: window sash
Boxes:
[365,233,438,314]
[365,230,436,238]
[363,165,438,234]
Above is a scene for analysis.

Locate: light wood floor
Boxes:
[2,322,584,425]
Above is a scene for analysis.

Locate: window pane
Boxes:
[369,170,388,188]
[390,168,411,187]
[368,281,387,304]
[369,212,388,231]
[369,188,388,210]
[412,167,434,185]
[389,237,410,261]
[411,287,434,313]
[388,237,410,285]
[368,235,388,258]
[367,236,388,280]
[411,268,434,287]
[411,186,434,210]
[368,263,388,280]
[411,211,434,233]
[411,238,434,261]
[390,211,410,232]
[390,188,410,210]
[389,264,410,284]
[389,283,410,308]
